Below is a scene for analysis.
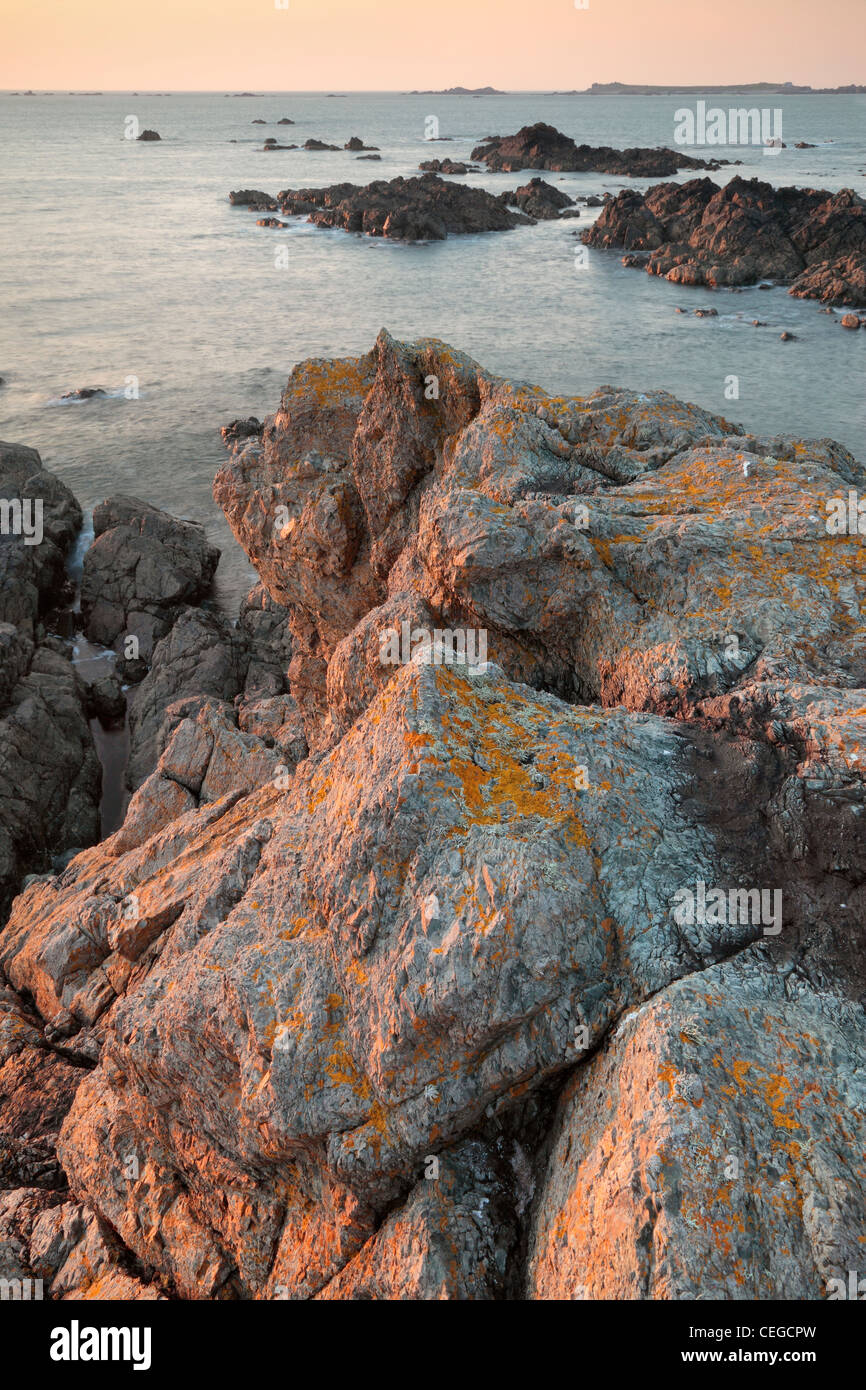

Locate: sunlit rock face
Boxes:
[1,336,863,1299]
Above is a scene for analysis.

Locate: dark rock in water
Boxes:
[80,496,220,669]
[252,119,266,124]
[256,217,287,227]
[221,417,263,446]
[86,672,126,725]
[418,158,478,175]
[272,174,533,240]
[584,195,603,207]
[304,138,340,151]
[504,177,573,220]
[779,331,796,340]
[277,117,295,125]
[60,387,106,401]
[345,137,379,152]
[228,189,278,210]
[356,154,381,161]
[795,141,816,148]
[137,129,160,142]
[583,176,866,307]
[841,313,861,329]
[472,122,729,176]
[262,143,297,152]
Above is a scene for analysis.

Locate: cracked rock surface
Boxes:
[0,336,863,1299]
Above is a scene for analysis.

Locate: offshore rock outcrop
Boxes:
[0,337,864,1299]
[471,122,729,176]
[583,176,866,307]
[232,175,533,241]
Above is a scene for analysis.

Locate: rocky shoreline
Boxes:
[1,333,864,1299]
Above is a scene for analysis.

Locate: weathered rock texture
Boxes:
[81,496,220,672]
[0,444,99,917]
[472,123,729,176]
[583,176,866,306]
[1,337,863,1300]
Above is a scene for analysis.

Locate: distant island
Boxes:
[556,81,866,95]
[409,86,505,96]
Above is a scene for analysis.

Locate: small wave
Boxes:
[46,387,137,407]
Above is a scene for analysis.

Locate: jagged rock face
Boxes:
[80,495,220,669]
[0,445,99,916]
[584,176,866,306]
[1,338,864,1300]
[215,331,865,752]
[125,585,302,790]
[0,441,82,634]
[471,123,726,176]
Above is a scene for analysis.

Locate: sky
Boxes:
[1,0,864,91]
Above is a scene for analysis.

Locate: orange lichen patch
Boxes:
[290,356,372,409]
[722,1056,802,1131]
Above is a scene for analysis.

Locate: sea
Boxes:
[1,90,864,611]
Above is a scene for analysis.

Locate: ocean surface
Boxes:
[1,91,864,610]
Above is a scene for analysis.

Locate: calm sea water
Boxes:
[1,91,864,609]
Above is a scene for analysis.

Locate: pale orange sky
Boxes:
[1,0,863,90]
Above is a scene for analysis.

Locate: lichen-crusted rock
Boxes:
[527,950,866,1300]
[215,331,864,750]
[583,177,866,306]
[80,495,220,663]
[3,340,864,1301]
[2,652,789,1296]
[472,123,727,176]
